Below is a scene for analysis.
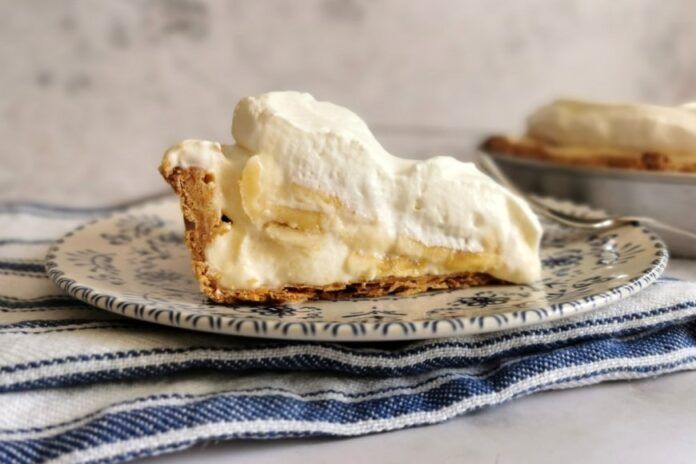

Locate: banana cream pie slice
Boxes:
[484,99,696,172]
[160,92,542,303]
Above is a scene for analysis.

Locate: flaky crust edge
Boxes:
[482,136,696,173]
[159,164,501,303]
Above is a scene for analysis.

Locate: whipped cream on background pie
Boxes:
[484,99,696,172]
[160,91,542,302]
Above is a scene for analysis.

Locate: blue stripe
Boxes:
[0,271,48,279]
[1,299,692,369]
[0,324,139,336]
[0,297,88,311]
[83,353,696,464]
[10,356,696,454]
[0,192,171,218]
[2,322,696,463]
[0,319,131,331]
[2,300,695,393]
[0,239,54,246]
[1,371,465,435]
[0,261,45,273]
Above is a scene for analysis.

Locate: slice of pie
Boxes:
[483,99,696,172]
[160,91,542,303]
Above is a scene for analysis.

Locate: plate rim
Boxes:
[45,197,670,342]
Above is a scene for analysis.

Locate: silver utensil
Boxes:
[476,152,696,242]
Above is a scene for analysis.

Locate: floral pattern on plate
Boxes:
[45,197,668,341]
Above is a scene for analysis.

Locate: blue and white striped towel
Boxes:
[1,198,695,464]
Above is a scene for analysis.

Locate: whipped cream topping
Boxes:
[527,99,696,156]
[163,92,542,288]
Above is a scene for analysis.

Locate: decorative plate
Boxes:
[45,197,668,341]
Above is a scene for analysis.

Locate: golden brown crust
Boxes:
[159,165,502,303]
[481,136,696,173]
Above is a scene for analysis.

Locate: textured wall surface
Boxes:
[2,0,695,204]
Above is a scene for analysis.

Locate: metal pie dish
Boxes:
[484,151,696,258]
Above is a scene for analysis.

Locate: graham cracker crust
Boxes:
[482,136,696,173]
[159,165,501,303]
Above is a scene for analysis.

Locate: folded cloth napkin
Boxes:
[1,199,695,464]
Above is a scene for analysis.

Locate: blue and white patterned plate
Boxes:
[45,197,668,341]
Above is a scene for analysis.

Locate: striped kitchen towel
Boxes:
[1,197,696,464]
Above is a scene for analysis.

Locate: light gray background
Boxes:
[2,1,695,463]
[2,0,695,204]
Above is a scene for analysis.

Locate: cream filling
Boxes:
[163,92,542,289]
[526,99,696,162]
